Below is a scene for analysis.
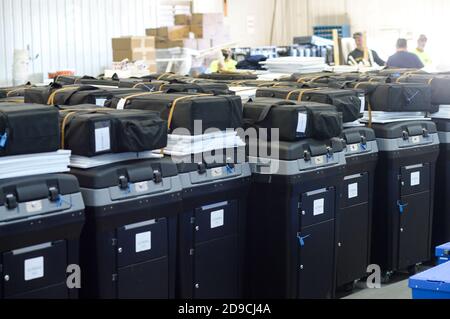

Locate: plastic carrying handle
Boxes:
[297,234,311,247]
[397,200,408,214]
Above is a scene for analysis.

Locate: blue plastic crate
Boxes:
[436,243,450,265]
[409,263,450,299]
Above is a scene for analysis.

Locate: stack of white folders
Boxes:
[0,150,71,179]
[70,151,164,169]
[160,131,246,156]
[360,112,429,124]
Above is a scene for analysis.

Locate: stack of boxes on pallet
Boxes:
[146,13,230,50]
[2,67,450,299]
[112,36,157,72]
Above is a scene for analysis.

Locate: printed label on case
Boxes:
[297,113,308,134]
[135,231,151,253]
[24,256,44,281]
[135,181,149,193]
[26,200,42,213]
[313,199,325,216]
[95,126,111,153]
[411,171,421,186]
[348,183,358,199]
[210,209,225,229]
[211,167,223,177]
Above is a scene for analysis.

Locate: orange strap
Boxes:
[367,103,373,128]
[167,94,213,130]
[296,77,310,83]
[47,87,78,105]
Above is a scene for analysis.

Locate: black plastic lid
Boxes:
[70,158,178,189]
[371,121,437,139]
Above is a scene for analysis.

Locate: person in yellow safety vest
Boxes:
[413,34,432,66]
[209,49,237,73]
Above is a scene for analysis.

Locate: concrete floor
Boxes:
[338,267,431,299]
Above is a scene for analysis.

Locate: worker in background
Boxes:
[347,32,385,66]
[413,34,432,66]
[209,49,237,73]
[386,38,424,69]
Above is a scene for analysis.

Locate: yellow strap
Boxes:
[354,82,374,89]
[47,87,78,105]
[285,88,320,101]
[6,88,25,97]
[367,102,373,128]
[132,82,154,89]
[296,77,309,83]
[167,94,213,130]
[428,78,434,86]
[60,112,77,149]
[118,91,164,105]
[257,82,273,88]
[156,72,174,80]
[230,80,247,86]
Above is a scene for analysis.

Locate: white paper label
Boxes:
[117,98,126,110]
[135,231,151,253]
[313,199,325,216]
[95,98,107,107]
[26,200,42,213]
[348,183,358,199]
[211,167,223,177]
[349,144,359,152]
[411,136,420,144]
[411,171,421,186]
[24,256,44,281]
[210,209,224,229]
[314,156,325,165]
[95,126,111,152]
[296,113,308,134]
[359,96,366,113]
[135,181,149,193]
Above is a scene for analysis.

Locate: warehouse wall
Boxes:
[226,0,450,68]
[0,0,159,85]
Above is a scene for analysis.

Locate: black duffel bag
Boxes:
[0,103,59,156]
[243,98,343,141]
[348,82,435,112]
[0,82,35,98]
[197,72,258,81]
[161,83,234,95]
[59,106,167,157]
[55,74,120,86]
[25,84,142,106]
[256,87,363,123]
[396,74,450,105]
[106,92,243,134]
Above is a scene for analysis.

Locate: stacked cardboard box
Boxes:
[145,13,230,50]
[112,36,157,72]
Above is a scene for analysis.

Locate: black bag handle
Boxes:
[244,100,298,125]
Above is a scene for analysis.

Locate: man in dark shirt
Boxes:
[348,32,385,66]
[386,38,424,69]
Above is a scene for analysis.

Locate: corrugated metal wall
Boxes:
[0,0,159,85]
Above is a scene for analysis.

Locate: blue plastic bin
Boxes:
[436,243,450,265]
[409,263,450,299]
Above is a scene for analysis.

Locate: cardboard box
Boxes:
[112,36,155,50]
[190,24,220,39]
[146,28,158,37]
[113,49,156,62]
[175,14,191,25]
[147,26,191,40]
[155,40,185,49]
[148,62,157,73]
[192,13,224,25]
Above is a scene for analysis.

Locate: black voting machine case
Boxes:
[246,138,346,299]
[371,121,439,276]
[0,174,85,299]
[70,159,183,299]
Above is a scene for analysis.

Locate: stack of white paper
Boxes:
[162,131,246,156]
[360,111,429,124]
[429,105,450,119]
[229,87,257,103]
[0,150,71,180]
[259,57,327,74]
[70,151,163,169]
